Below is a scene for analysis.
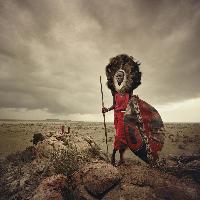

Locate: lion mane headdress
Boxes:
[105,54,142,95]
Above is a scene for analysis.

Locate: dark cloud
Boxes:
[0,0,200,119]
[80,0,200,103]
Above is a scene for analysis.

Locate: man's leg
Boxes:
[118,148,126,165]
[111,149,117,166]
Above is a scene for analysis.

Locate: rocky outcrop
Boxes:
[0,132,107,200]
[65,155,200,200]
[0,132,199,200]
[65,159,199,200]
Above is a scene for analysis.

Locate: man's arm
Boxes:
[102,96,115,113]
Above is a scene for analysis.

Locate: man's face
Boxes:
[116,71,124,84]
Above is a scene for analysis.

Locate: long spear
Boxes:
[100,76,109,156]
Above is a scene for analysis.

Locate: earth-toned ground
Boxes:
[0,120,200,161]
[0,120,199,200]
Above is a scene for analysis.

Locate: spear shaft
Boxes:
[100,76,109,156]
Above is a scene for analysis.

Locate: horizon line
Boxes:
[0,119,199,123]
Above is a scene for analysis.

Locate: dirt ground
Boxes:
[0,120,200,161]
[0,120,199,200]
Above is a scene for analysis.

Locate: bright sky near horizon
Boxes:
[0,0,200,122]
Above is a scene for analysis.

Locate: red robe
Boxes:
[113,93,165,164]
[113,92,130,150]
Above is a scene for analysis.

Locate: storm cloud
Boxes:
[0,0,200,120]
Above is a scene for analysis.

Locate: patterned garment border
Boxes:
[131,96,155,164]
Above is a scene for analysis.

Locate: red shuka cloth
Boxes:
[124,95,165,163]
[113,93,129,150]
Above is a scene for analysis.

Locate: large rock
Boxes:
[35,136,66,158]
[83,162,121,197]
[34,133,105,161]
[70,161,121,198]
[32,174,67,200]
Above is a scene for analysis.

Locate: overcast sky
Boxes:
[0,0,200,122]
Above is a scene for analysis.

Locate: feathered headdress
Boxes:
[105,54,142,95]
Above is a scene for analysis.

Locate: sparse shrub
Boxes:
[88,143,102,158]
[6,146,36,166]
[51,142,90,175]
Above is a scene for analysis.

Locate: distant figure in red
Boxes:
[102,70,131,165]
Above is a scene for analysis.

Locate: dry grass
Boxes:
[0,121,199,161]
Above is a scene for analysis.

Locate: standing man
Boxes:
[102,54,165,166]
[102,70,132,165]
[102,54,142,166]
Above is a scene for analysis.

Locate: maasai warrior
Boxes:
[102,69,132,165]
[102,54,165,166]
